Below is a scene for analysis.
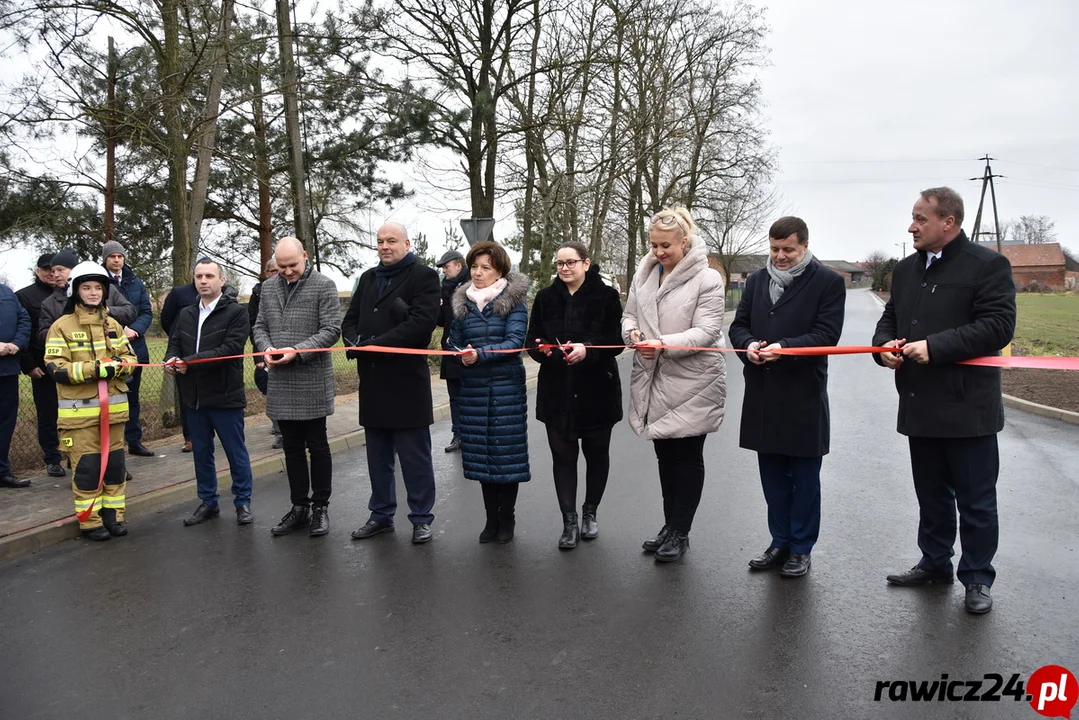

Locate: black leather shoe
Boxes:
[654,530,689,563]
[351,518,394,540]
[780,553,811,578]
[479,515,499,544]
[444,436,461,453]
[46,463,66,478]
[128,442,155,457]
[271,435,283,449]
[271,505,311,536]
[580,504,598,539]
[497,512,515,544]
[236,505,254,525]
[0,475,31,488]
[748,546,790,570]
[99,508,128,537]
[183,503,220,526]
[309,505,329,537]
[965,584,993,614]
[558,511,579,550]
[886,565,955,586]
[412,523,432,544]
[82,527,111,541]
[642,525,671,553]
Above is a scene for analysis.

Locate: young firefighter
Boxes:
[45,262,137,541]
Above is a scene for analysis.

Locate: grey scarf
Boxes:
[766,249,814,304]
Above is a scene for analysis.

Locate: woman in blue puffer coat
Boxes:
[449,241,531,544]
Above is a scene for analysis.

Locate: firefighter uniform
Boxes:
[45,282,136,534]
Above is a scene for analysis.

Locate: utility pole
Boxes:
[276,0,315,258]
[969,154,1004,253]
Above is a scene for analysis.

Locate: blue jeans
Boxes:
[757,454,823,555]
[366,426,436,525]
[0,375,17,476]
[187,407,253,509]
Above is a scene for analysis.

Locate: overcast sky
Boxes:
[2,0,1077,290]
[758,0,1079,261]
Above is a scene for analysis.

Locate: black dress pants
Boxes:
[908,434,999,587]
[278,417,333,507]
[653,434,707,533]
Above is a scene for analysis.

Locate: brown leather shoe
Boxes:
[181,441,193,453]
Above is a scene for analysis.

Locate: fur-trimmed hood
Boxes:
[452,272,530,319]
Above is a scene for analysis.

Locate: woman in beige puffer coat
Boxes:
[621,206,726,563]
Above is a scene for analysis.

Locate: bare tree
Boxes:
[699,179,777,288]
[1011,214,1057,244]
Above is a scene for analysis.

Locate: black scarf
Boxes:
[375,252,417,295]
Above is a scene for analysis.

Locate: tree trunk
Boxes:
[518,0,541,274]
[161,0,193,285]
[276,0,314,256]
[252,60,273,273]
[104,36,117,245]
[188,0,236,259]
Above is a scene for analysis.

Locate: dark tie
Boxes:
[926,256,936,269]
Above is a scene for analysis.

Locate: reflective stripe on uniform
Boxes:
[58,402,129,419]
[57,393,129,410]
[71,361,84,384]
[74,498,97,510]
[100,496,126,509]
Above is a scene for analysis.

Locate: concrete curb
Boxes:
[1003,393,1079,426]
[0,375,539,563]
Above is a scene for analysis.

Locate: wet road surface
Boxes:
[1,290,1076,719]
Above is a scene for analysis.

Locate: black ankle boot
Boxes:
[479,514,499,544]
[100,508,128,537]
[558,512,579,549]
[654,530,689,563]
[580,504,598,539]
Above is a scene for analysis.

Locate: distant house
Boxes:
[707,254,768,284]
[997,243,1068,291]
[820,260,867,287]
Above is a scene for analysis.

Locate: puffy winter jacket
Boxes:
[448,273,531,484]
[621,242,727,440]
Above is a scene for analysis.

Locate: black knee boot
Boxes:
[497,484,517,544]
[479,482,499,543]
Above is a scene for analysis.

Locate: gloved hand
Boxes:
[95,359,119,379]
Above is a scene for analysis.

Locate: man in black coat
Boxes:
[342,221,441,544]
[161,265,240,452]
[873,187,1015,615]
[434,249,468,453]
[729,216,846,579]
[165,260,255,527]
[16,253,67,477]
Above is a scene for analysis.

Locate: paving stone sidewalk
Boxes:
[0,359,541,542]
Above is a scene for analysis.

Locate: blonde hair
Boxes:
[649,206,698,246]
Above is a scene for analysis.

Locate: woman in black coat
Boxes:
[526,242,624,549]
[728,217,845,579]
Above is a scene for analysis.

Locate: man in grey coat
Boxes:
[253,237,342,538]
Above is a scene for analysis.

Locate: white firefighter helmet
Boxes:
[66,261,113,297]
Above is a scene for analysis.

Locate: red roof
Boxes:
[998,243,1066,267]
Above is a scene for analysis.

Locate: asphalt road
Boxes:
[1,289,1076,720]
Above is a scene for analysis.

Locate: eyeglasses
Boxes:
[555,259,582,269]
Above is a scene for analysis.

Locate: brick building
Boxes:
[999,243,1068,291]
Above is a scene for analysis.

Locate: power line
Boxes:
[778,177,952,184]
[782,158,972,164]
[996,159,1079,174]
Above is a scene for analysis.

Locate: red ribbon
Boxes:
[114,343,1079,371]
[75,379,110,524]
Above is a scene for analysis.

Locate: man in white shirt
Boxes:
[165,259,255,526]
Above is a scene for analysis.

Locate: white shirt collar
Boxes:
[200,294,223,313]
